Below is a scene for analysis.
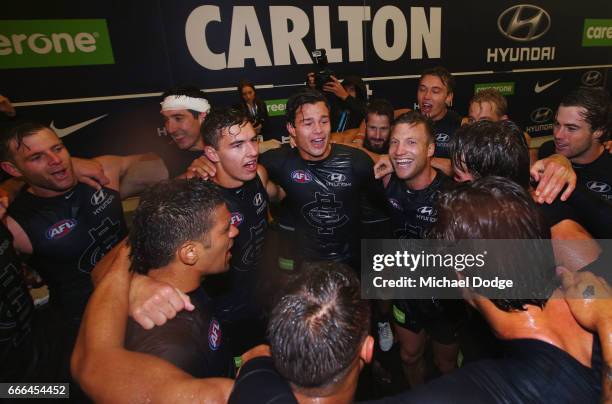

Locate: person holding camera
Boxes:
[236,79,269,138]
[309,49,367,132]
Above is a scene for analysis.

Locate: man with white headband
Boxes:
[157,86,211,178]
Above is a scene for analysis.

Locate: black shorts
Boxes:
[392,299,464,345]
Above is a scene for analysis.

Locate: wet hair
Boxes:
[200,107,249,149]
[451,120,530,188]
[0,121,50,162]
[160,86,210,119]
[129,179,225,274]
[285,88,330,126]
[420,66,456,94]
[470,89,508,117]
[428,176,557,311]
[393,111,435,144]
[268,262,370,389]
[559,87,611,142]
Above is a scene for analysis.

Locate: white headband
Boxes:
[160,95,211,113]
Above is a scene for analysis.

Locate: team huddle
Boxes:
[0,66,610,403]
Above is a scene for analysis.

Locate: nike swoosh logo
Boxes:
[50,114,108,138]
[534,79,560,94]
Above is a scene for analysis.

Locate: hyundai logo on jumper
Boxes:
[530,107,553,124]
[291,170,312,183]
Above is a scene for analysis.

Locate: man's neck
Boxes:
[490,290,594,367]
[431,108,449,122]
[298,144,332,162]
[212,164,245,189]
[405,164,437,191]
[292,364,359,404]
[189,138,205,152]
[572,143,604,165]
[28,182,77,198]
[148,264,201,294]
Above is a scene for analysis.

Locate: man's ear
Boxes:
[427,141,435,158]
[593,128,604,142]
[204,146,220,164]
[445,92,454,108]
[359,335,374,366]
[286,122,296,137]
[178,241,198,266]
[0,161,22,178]
[198,112,207,124]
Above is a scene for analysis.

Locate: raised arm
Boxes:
[72,243,232,403]
[93,153,168,198]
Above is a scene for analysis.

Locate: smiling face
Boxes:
[161,109,206,151]
[389,122,434,183]
[364,113,391,154]
[417,75,453,121]
[1,128,77,197]
[553,105,604,164]
[287,101,332,161]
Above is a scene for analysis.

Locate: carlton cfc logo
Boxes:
[230,212,244,227]
[46,219,77,240]
[291,170,312,183]
[208,319,222,351]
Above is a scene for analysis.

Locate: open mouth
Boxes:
[51,168,68,180]
[244,159,257,172]
[420,102,433,115]
[311,138,326,148]
[554,141,569,151]
[393,158,414,168]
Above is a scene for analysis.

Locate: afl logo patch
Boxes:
[291,170,312,183]
[230,212,244,227]
[46,219,77,240]
[208,319,222,351]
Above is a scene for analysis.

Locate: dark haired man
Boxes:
[156,86,212,178]
[200,107,282,357]
[363,99,394,154]
[0,122,160,331]
[124,179,236,378]
[265,262,372,403]
[260,88,384,269]
[381,111,461,385]
[538,87,612,203]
